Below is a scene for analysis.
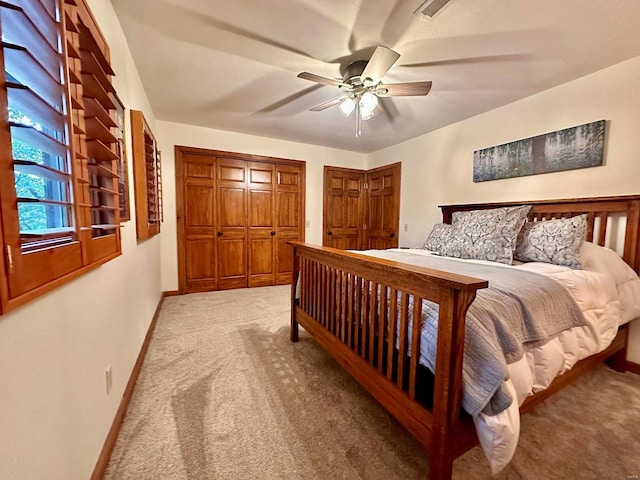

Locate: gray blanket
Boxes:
[361,250,587,417]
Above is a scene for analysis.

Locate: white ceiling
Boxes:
[111,0,640,153]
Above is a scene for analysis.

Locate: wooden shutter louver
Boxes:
[131,110,162,241]
[0,0,122,311]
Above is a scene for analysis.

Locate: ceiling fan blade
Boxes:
[297,72,346,88]
[360,46,401,86]
[400,54,528,69]
[378,81,432,97]
[309,94,348,111]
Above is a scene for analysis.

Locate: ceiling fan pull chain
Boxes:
[355,100,362,139]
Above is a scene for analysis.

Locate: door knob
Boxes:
[389,232,395,238]
[217,231,223,237]
[327,231,333,236]
[270,231,276,236]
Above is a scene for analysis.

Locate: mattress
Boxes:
[374,245,640,473]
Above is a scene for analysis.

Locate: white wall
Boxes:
[0,1,162,479]
[156,121,367,292]
[368,55,640,362]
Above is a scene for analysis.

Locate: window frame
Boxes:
[0,0,122,314]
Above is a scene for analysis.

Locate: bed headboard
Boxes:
[439,195,640,274]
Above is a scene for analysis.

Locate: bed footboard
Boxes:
[289,242,488,480]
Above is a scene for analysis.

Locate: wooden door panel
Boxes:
[248,162,276,286]
[185,161,215,179]
[277,191,299,228]
[249,237,275,287]
[275,164,304,284]
[249,190,273,227]
[346,195,362,228]
[366,163,401,249]
[185,238,218,291]
[217,158,248,289]
[185,185,214,227]
[218,238,246,289]
[219,164,245,182]
[323,167,365,249]
[186,239,215,279]
[179,152,218,293]
[219,188,246,227]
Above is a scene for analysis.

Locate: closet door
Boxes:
[275,164,304,284]
[247,162,276,287]
[366,162,400,249]
[216,158,248,289]
[322,167,366,249]
[181,152,218,291]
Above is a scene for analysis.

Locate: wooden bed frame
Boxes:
[289,195,640,480]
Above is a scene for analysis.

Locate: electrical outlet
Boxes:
[404,223,408,232]
[105,364,113,395]
[305,220,310,228]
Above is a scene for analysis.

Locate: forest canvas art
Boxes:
[473,120,605,182]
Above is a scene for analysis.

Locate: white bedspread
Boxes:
[386,247,640,473]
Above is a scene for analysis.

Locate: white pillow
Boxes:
[580,241,640,323]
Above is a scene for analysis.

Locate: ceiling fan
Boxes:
[297,46,432,138]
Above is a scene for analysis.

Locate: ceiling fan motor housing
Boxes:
[343,61,368,86]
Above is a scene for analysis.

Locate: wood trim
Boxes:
[90,291,168,480]
[627,360,640,375]
[173,145,306,167]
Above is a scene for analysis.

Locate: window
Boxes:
[130,110,162,241]
[0,0,121,313]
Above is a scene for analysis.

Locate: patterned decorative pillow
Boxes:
[514,214,587,269]
[423,223,453,253]
[440,205,532,264]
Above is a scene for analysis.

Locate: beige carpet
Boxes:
[105,285,640,479]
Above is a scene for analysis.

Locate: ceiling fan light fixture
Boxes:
[339,97,356,116]
[361,109,375,121]
[360,91,378,114]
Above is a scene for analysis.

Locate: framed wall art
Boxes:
[473,120,605,182]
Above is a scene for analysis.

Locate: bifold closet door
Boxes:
[182,153,218,292]
[248,162,276,287]
[216,158,248,289]
[275,164,304,284]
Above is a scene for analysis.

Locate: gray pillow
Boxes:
[423,223,453,253]
[440,205,531,264]
[514,214,587,269]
